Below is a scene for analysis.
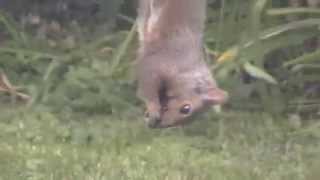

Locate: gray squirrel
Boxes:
[136,0,228,128]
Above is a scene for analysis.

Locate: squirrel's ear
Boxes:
[203,88,228,105]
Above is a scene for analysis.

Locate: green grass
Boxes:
[0,106,320,180]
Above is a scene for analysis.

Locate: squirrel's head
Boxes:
[151,68,228,128]
[140,28,228,128]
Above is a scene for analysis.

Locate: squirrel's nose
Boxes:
[144,111,161,128]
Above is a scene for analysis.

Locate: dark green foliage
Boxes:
[205,0,320,115]
[1,0,319,116]
[0,3,140,117]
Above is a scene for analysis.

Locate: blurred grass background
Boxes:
[0,0,319,179]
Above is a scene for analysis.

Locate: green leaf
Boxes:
[284,49,320,67]
[267,7,320,16]
[243,62,278,85]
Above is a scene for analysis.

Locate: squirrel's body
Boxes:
[136,0,228,128]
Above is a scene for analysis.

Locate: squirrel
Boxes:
[136,0,228,128]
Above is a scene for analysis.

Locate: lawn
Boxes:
[1,105,319,180]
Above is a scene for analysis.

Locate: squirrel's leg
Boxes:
[137,76,163,128]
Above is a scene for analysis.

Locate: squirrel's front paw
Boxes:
[144,104,162,128]
[144,110,161,128]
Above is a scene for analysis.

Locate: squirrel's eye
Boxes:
[180,104,192,115]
